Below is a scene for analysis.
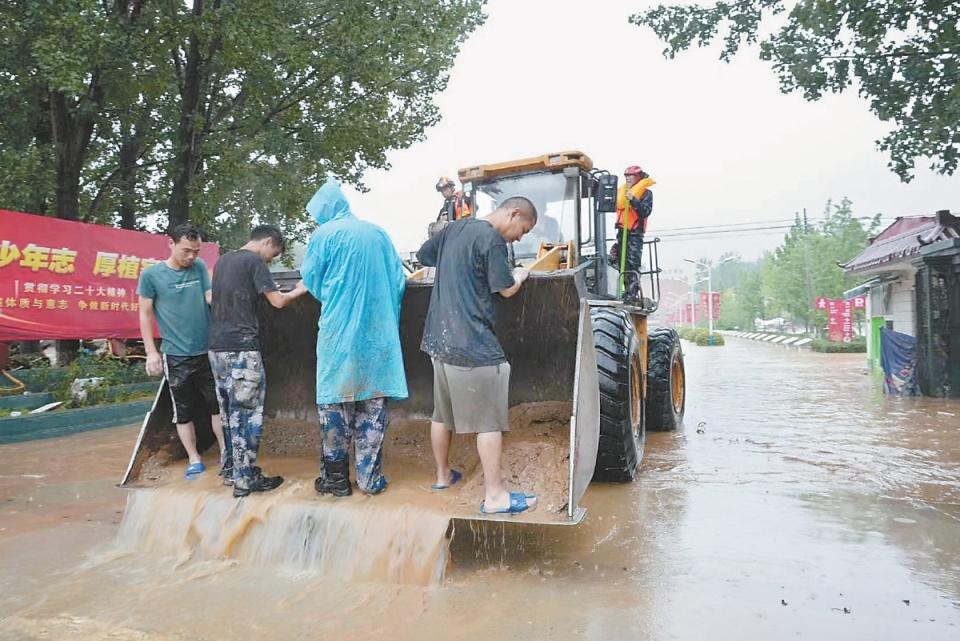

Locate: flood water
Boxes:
[1,337,958,640]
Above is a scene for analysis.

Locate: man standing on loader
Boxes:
[137,223,225,480]
[435,176,472,222]
[208,226,308,498]
[417,197,540,514]
[613,165,655,304]
[300,180,408,497]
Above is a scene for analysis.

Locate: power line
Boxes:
[650,215,891,235]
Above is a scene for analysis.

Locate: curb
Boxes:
[0,400,150,444]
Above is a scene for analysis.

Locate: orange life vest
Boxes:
[616,178,655,231]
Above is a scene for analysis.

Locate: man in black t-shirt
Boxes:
[417,196,540,515]
[208,225,308,498]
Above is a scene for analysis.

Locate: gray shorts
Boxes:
[431,359,510,434]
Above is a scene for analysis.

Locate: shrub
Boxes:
[810,339,866,353]
[50,355,152,406]
[695,332,725,346]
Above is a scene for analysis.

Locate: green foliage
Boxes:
[695,332,725,346]
[0,0,488,244]
[51,355,152,406]
[760,199,877,330]
[676,327,723,345]
[810,338,866,353]
[691,198,876,333]
[630,1,960,181]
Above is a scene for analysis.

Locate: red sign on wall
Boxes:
[0,210,218,341]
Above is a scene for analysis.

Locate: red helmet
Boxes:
[624,165,644,176]
[435,176,455,192]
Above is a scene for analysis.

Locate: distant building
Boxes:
[842,210,960,397]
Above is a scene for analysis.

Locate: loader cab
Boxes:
[459,150,661,309]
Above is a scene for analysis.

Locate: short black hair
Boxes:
[170,223,202,244]
[500,196,538,224]
[249,224,286,252]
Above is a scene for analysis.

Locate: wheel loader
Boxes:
[121,151,686,526]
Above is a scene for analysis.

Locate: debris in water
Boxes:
[902,599,910,606]
[780,599,788,606]
[696,421,706,434]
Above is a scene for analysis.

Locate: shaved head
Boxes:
[499,196,538,224]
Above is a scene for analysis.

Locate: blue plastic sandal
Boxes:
[184,462,206,479]
[431,469,462,491]
[479,491,537,515]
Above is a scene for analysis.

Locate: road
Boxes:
[0,337,958,640]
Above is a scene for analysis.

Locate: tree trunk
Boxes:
[167,1,208,231]
[49,81,102,221]
[117,125,145,229]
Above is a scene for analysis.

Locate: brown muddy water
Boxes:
[1,338,959,640]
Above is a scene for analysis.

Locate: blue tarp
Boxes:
[300,180,408,404]
[880,327,919,396]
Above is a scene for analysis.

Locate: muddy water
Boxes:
[1,338,959,640]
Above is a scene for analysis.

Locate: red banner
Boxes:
[685,303,694,324]
[0,210,218,341]
[699,291,721,321]
[816,296,854,343]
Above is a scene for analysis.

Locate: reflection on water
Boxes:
[1,338,959,640]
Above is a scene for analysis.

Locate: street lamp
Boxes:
[684,256,736,335]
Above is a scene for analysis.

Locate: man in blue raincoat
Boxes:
[300,180,408,496]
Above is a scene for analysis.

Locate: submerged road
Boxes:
[1,337,958,640]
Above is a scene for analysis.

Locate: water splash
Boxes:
[116,482,451,586]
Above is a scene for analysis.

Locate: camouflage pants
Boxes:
[209,351,266,492]
[318,398,388,494]
[620,230,644,300]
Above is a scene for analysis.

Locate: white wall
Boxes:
[866,270,917,337]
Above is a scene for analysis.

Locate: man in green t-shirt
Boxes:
[137,224,224,479]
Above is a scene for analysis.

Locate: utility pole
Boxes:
[689,286,696,328]
[707,268,714,335]
[801,207,815,334]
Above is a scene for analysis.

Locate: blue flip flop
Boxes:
[479,491,538,515]
[184,462,206,479]
[431,469,462,491]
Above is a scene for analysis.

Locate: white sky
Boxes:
[344,0,959,274]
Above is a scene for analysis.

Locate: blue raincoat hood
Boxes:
[306,179,353,226]
[299,182,408,404]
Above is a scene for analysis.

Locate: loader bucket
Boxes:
[121,268,600,524]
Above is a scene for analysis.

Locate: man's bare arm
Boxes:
[264,280,308,309]
[139,297,163,376]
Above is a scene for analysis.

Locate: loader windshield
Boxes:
[471,172,577,258]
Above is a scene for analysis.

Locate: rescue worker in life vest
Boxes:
[612,165,655,304]
[436,177,472,222]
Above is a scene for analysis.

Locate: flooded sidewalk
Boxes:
[1,339,958,640]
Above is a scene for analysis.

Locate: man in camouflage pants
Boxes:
[208,225,307,498]
[300,181,408,497]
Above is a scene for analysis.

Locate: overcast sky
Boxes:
[343,0,959,275]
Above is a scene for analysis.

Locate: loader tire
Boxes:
[590,307,644,482]
[646,328,685,431]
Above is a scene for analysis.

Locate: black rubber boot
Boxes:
[315,460,352,497]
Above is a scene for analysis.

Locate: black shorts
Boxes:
[161,354,220,424]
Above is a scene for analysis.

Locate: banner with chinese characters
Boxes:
[0,210,218,341]
[814,296,855,343]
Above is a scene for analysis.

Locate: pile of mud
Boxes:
[385,401,572,514]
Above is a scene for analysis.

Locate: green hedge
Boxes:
[810,339,866,353]
[676,327,724,346]
[696,332,725,346]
